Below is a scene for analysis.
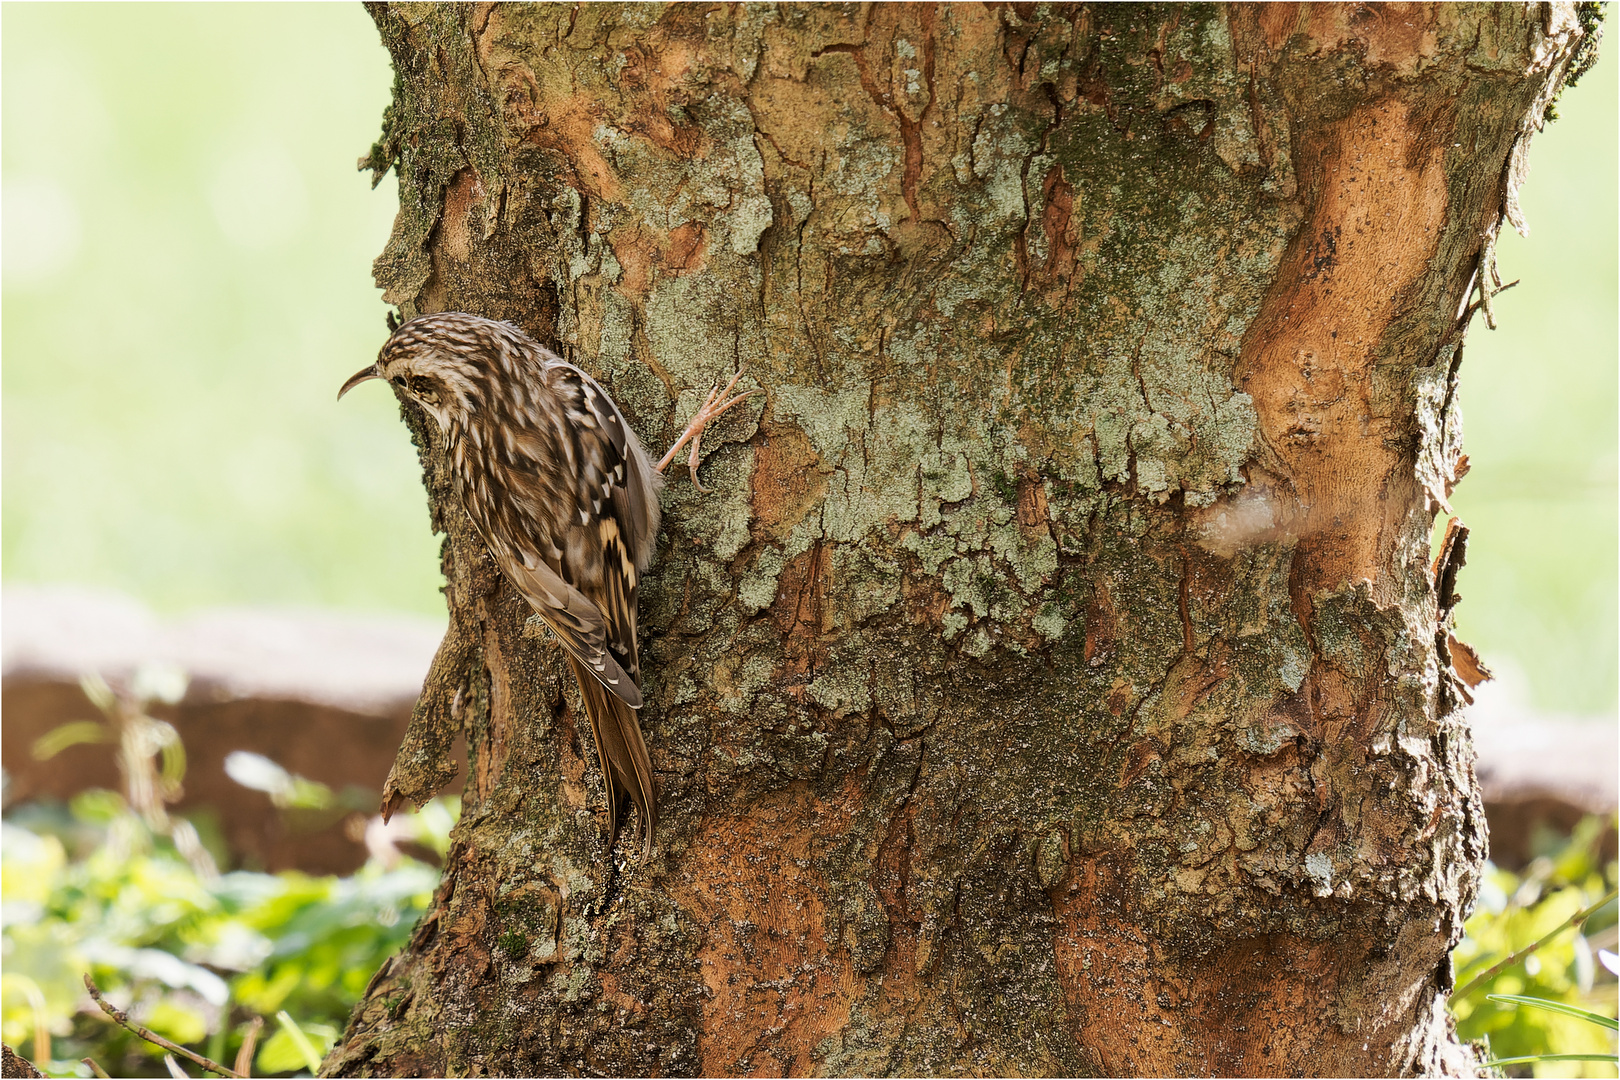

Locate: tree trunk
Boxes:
[327,4,1596,1076]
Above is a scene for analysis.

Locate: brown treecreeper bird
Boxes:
[339,312,758,857]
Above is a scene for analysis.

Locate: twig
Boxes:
[1461,228,1527,332]
[1461,279,1519,330]
[165,1054,190,1079]
[234,1016,262,1078]
[1452,887,1619,1000]
[81,974,244,1079]
[81,1058,112,1079]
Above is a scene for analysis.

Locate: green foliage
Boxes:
[1450,816,1619,1077]
[0,793,454,1077]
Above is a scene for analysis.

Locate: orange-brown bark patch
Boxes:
[1446,633,1492,689]
[1235,95,1451,598]
[1176,932,1361,1074]
[1306,3,1440,77]
[1241,738,1312,803]
[898,571,956,635]
[768,543,832,699]
[1031,164,1082,300]
[604,220,711,302]
[539,93,623,204]
[661,221,709,275]
[473,601,511,806]
[1105,677,1133,717]
[666,785,859,1076]
[1170,644,1232,722]
[1015,473,1051,529]
[1242,3,1441,74]
[1050,859,1175,1074]
[749,425,828,543]
[1052,859,1390,1074]
[1254,3,1306,54]
[433,848,495,987]
[1119,740,1163,789]
[551,696,593,814]
[594,971,649,1025]
[870,787,921,969]
[613,38,706,158]
[606,224,656,302]
[440,168,484,264]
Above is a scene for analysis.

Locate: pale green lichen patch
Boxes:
[736,546,785,614]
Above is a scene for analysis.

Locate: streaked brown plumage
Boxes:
[340,311,757,857]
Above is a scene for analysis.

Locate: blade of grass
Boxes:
[1486,993,1619,1030]
[1484,1053,1620,1066]
[275,1011,323,1075]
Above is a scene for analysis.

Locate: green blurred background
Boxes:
[2,4,438,617]
[3,4,1616,717]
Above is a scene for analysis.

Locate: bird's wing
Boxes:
[544,362,659,854]
[503,556,643,711]
[546,363,651,685]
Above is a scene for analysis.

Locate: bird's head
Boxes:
[338,313,502,430]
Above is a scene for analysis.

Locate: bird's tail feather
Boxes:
[567,656,657,857]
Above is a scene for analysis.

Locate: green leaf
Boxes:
[68,789,128,825]
[31,721,111,761]
[1486,994,1620,1031]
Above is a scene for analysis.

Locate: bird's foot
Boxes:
[656,370,762,492]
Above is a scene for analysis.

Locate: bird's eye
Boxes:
[391,376,407,388]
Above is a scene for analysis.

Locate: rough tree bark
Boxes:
[326,4,1597,1076]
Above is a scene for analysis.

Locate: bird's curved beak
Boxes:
[338,364,380,401]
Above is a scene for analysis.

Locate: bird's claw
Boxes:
[656,369,763,488]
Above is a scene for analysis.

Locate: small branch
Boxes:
[82,1059,112,1079]
[1460,230,1522,331]
[81,974,244,1079]
[1479,231,1500,329]
[234,1016,262,1078]
[1461,278,1519,329]
[1452,887,1619,1001]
